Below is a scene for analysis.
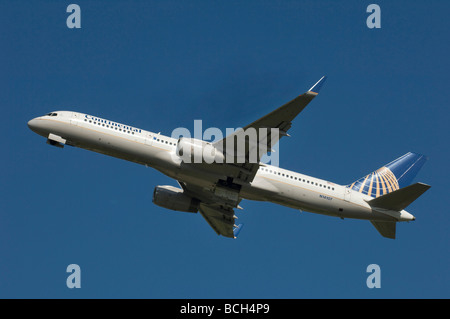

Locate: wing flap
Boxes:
[198,203,237,238]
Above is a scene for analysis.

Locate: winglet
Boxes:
[233,224,244,239]
[308,76,327,95]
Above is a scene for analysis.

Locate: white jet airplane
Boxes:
[28,76,430,239]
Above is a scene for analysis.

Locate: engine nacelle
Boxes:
[152,185,199,213]
[176,137,225,164]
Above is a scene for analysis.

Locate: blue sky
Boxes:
[1,1,449,298]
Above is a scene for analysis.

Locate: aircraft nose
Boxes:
[28,119,36,129]
[27,118,39,131]
[27,117,46,136]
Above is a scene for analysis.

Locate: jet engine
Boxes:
[176,137,225,164]
[152,185,199,213]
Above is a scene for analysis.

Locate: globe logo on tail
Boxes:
[350,167,399,198]
[348,152,427,198]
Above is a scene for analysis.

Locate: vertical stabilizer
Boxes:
[349,152,427,198]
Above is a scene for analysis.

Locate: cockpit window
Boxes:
[46,112,58,116]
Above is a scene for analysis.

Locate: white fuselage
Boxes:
[27,111,415,223]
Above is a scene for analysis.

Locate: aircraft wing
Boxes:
[212,76,327,184]
[177,77,326,237]
[198,203,243,238]
[178,181,243,238]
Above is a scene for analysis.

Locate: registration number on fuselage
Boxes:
[319,194,332,201]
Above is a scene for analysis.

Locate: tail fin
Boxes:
[349,152,428,198]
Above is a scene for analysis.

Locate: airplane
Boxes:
[27,76,430,239]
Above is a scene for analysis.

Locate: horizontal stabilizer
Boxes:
[370,221,396,239]
[367,182,431,211]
